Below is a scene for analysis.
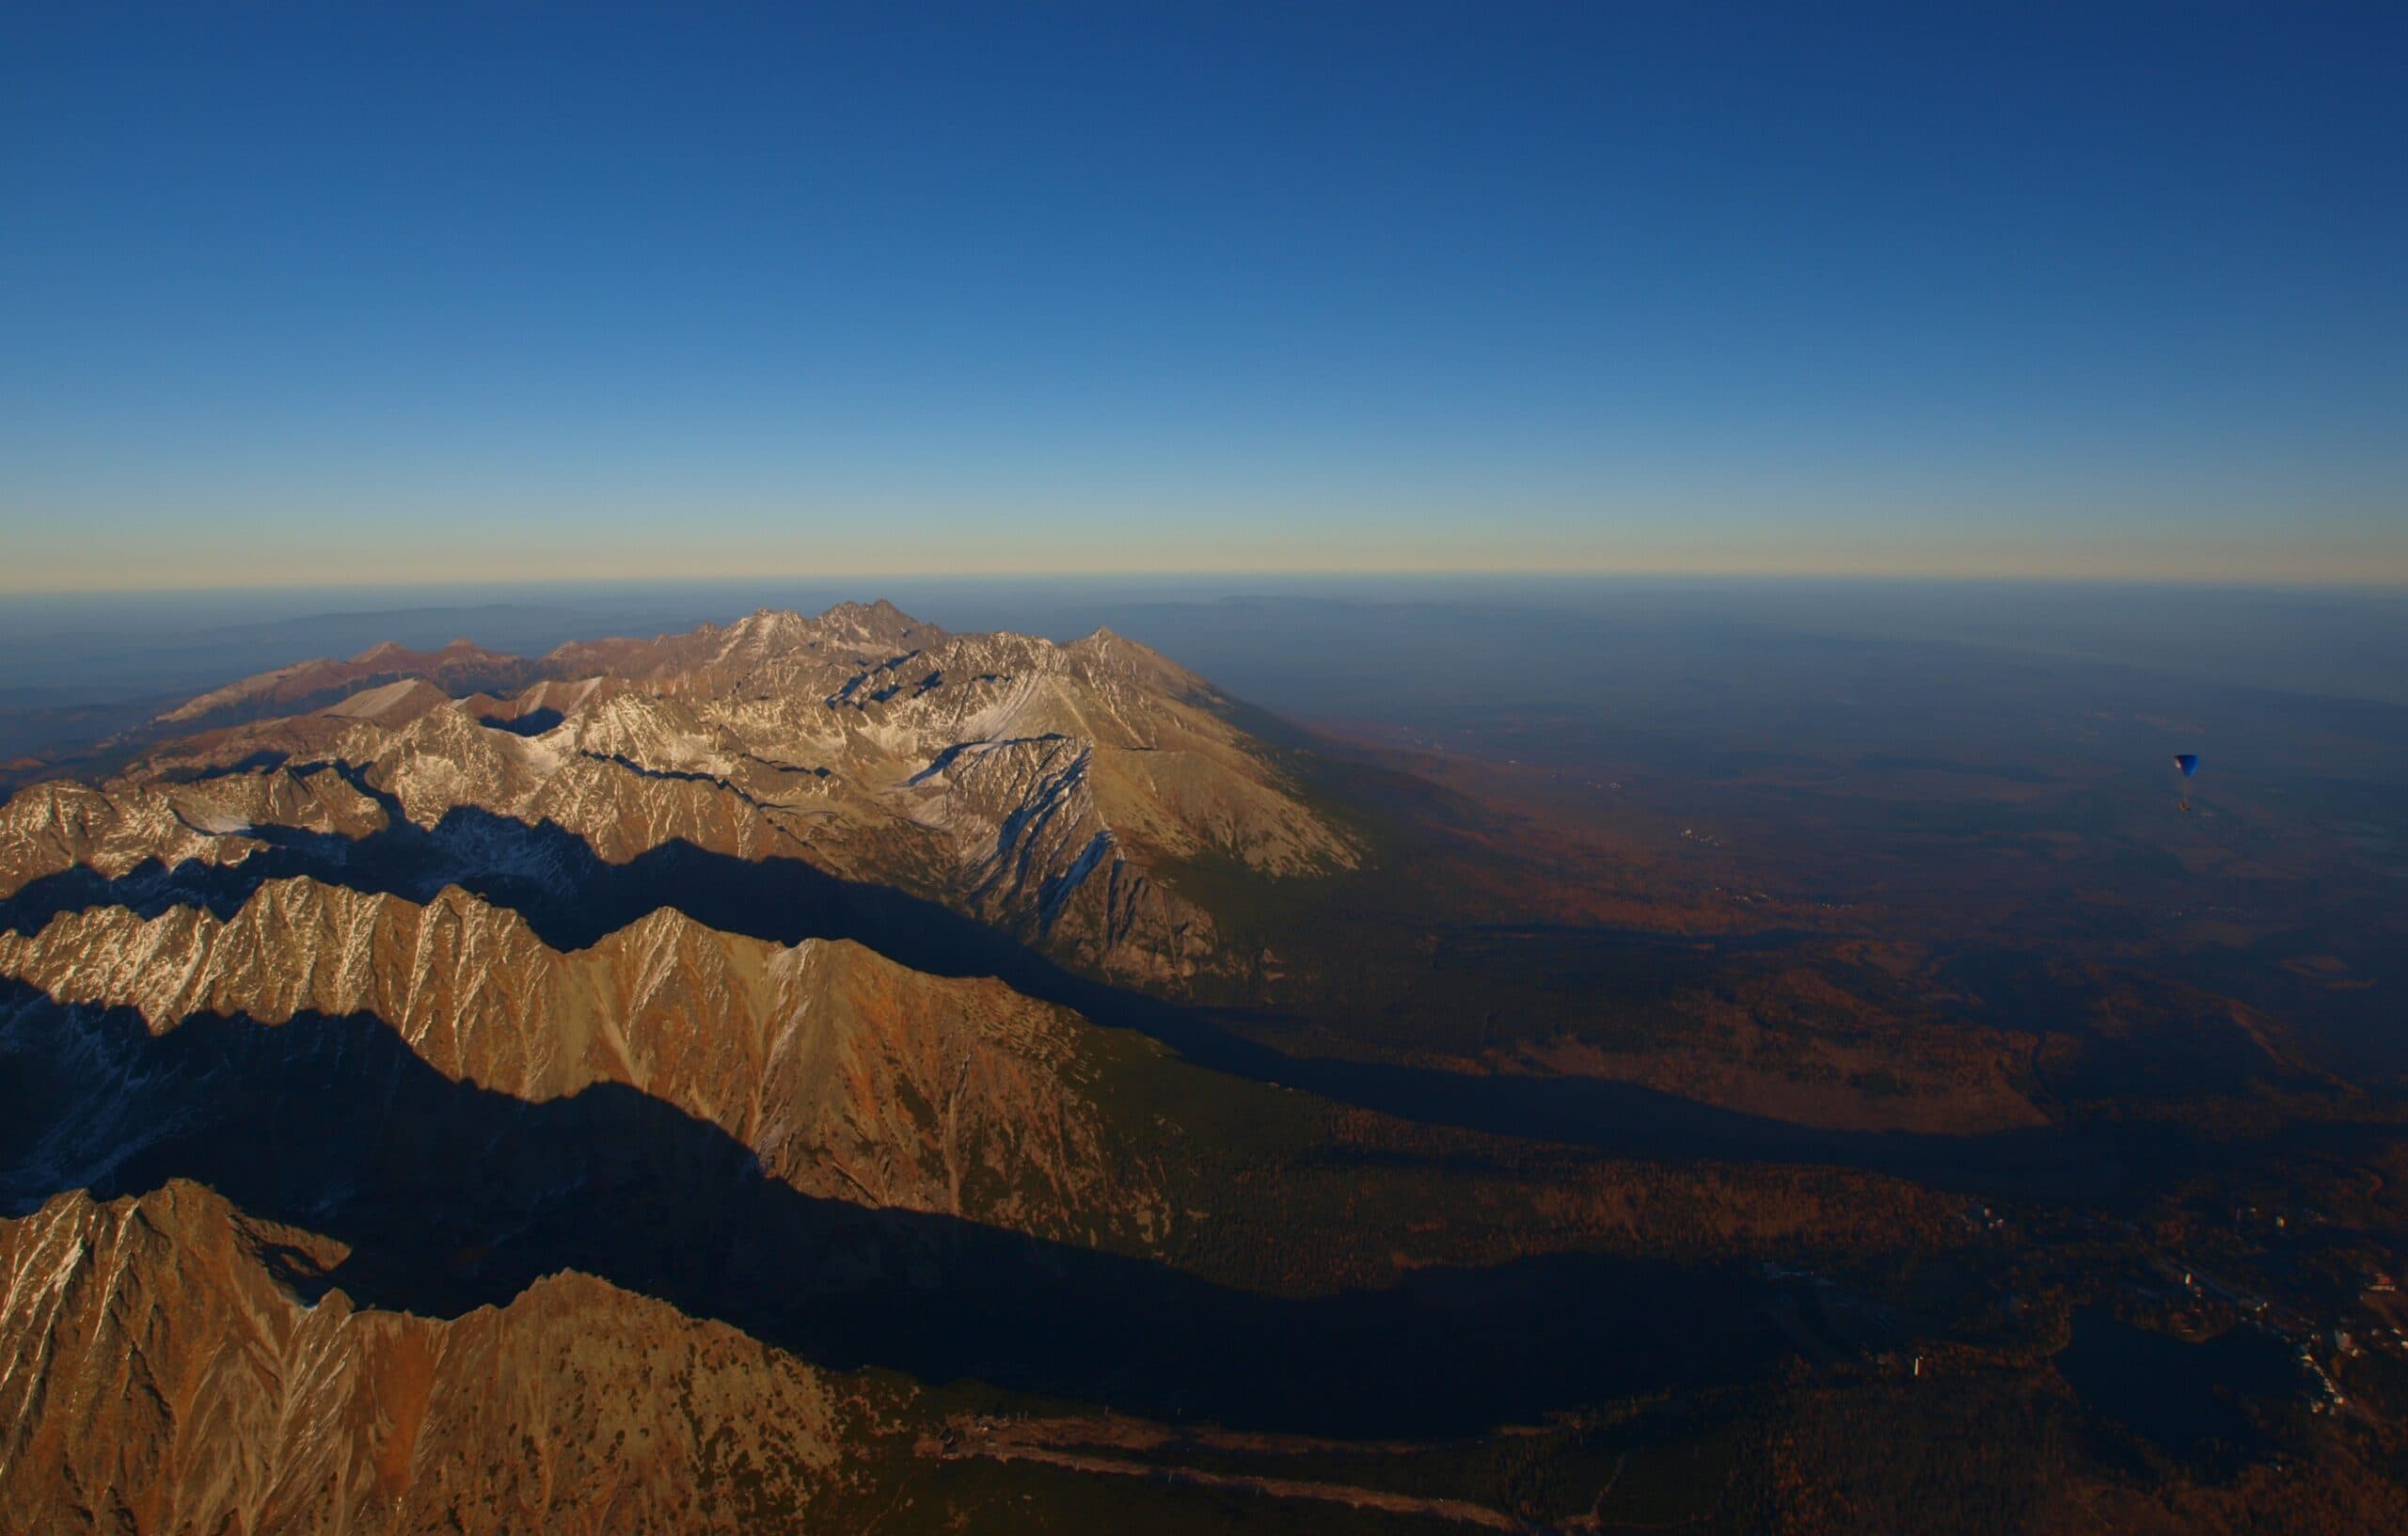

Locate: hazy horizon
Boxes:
[6,575,2403,726]
[8,562,2408,598]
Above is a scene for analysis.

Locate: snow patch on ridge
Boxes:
[177,807,252,836]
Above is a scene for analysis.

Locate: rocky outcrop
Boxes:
[0,603,1370,1529]
[9,603,1358,985]
[0,772,388,896]
[0,878,1171,1242]
[0,1180,873,1535]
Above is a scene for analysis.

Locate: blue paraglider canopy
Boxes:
[2174,753,2201,777]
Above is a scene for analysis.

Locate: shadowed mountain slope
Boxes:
[0,878,1174,1243]
[0,981,1784,1443]
[0,783,2361,1208]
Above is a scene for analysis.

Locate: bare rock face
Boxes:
[0,602,1356,1527]
[6,603,1356,986]
[0,1181,873,1535]
[0,879,1171,1243]
[0,771,389,895]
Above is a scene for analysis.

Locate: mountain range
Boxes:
[0,603,1406,1531]
[3,601,2402,1534]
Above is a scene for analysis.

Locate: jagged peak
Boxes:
[590,900,754,958]
[2,876,545,974]
[3,777,115,816]
[8,871,772,974]
[548,689,721,763]
[813,597,940,640]
[575,687,699,724]
[434,698,553,744]
[1068,625,1154,658]
[730,606,811,634]
[1065,625,1205,687]
[0,874,1077,1045]
[717,609,816,660]
[585,913,924,996]
[244,874,531,939]
[10,598,1354,992]
[535,602,944,683]
[8,1177,251,1248]
[823,597,911,621]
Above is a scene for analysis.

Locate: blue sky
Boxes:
[3,2,2402,590]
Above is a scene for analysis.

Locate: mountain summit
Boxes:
[6,603,1356,983]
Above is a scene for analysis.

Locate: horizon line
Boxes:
[7,568,2408,601]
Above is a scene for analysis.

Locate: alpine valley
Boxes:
[3,602,2405,1535]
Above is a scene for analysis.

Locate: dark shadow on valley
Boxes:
[0,979,1779,1437]
[480,706,563,736]
[0,765,2349,1203]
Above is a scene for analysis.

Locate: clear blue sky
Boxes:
[3,2,2402,590]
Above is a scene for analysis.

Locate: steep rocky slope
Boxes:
[0,878,1172,1243]
[3,600,1876,1533]
[0,769,391,894]
[0,1180,880,1534]
[6,602,1357,985]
